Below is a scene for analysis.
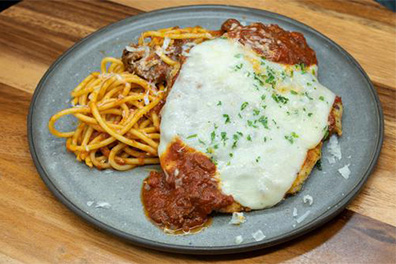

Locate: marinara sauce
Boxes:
[142,139,234,232]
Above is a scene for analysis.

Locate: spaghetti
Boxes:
[48,26,215,171]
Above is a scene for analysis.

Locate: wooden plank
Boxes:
[0,1,142,93]
[111,0,396,90]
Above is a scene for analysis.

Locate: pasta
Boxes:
[48,26,216,170]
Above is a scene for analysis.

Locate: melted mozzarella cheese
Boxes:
[159,38,335,209]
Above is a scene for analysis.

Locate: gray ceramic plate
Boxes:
[28,5,383,254]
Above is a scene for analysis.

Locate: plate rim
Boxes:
[27,4,384,255]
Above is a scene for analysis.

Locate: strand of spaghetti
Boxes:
[49,107,91,137]
[97,76,118,100]
[89,135,111,169]
[139,119,151,129]
[72,79,101,97]
[108,143,135,170]
[101,57,124,73]
[127,129,158,149]
[151,112,160,130]
[139,127,156,133]
[156,51,177,66]
[79,125,94,160]
[123,147,152,158]
[72,73,98,96]
[70,96,161,153]
[123,157,160,165]
[146,133,160,139]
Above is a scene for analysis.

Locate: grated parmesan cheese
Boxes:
[162,37,171,53]
[327,135,342,160]
[338,164,351,179]
[235,235,243,244]
[95,202,111,209]
[303,195,314,206]
[125,46,146,53]
[229,212,246,225]
[296,210,311,224]
[252,230,266,241]
[292,207,298,217]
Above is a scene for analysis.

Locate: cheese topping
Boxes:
[159,38,335,209]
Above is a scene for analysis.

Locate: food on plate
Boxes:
[49,19,343,234]
[48,26,216,170]
[141,19,342,232]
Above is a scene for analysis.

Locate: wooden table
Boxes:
[0,0,395,263]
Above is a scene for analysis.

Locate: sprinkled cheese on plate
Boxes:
[303,195,314,206]
[296,210,311,224]
[292,207,298,217]
[252,230,266,241]
[338,164,351,179]
[235,235,244,244]
[229,212,246,225]
[95,201,111,209]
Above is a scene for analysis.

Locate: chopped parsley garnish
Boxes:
[312,68,316,75]
[308,113,313,117]
[256,156,261,163]
[223,114,231,124]
[253,73,264,86]
[206,147,214,154]
[290,90,298,95]
[262,105,267,110]
[265,73,275,84]
[186,134,197,139]
[304,92,313,100]
[258,116,269,129]
[210,156,217,166]
[263,137,267,142]
[234,63,243,71]
[233,133,239,141]
[272,94,289,104]
[291,132,299,138]
[220,36,227,39]
[253,109,260,116]
[297,63,307,73]
[234,53,243,58]
[247,135,252,141]
[210,131,216,143]
[232,141,238,149]
[237,131,243,136]
[220,132,228,145]
[307,82,312,86]
[247,120,258,128]
[241,102,249,111]
[290,70,294,78]
[261,94,266,101]
[238,113,243,119]
[198,139,206,145]
[319,96,325,101]
[217,101,222,106]
[229,153,233,157]
[285,132,299,144]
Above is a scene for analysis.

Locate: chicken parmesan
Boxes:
[50,18,343,234]
[136,19,343,233]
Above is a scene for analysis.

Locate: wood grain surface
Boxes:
[0,1,395,263]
